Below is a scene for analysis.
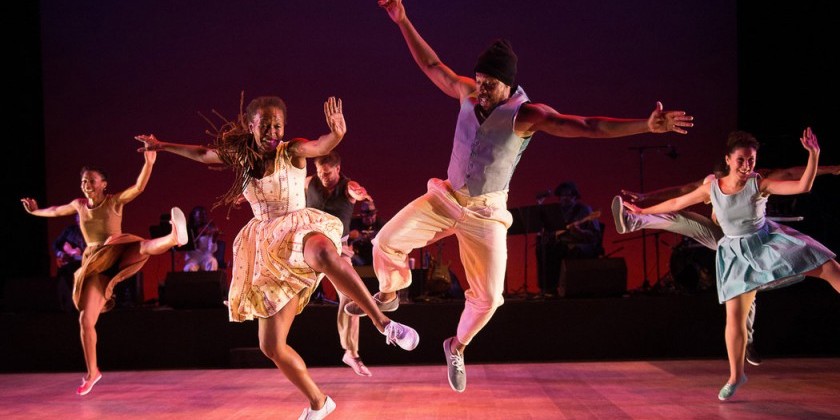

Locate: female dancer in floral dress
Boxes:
[136,96,417,419]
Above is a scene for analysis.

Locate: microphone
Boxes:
[665,144,679,159]
[535,189,552,200]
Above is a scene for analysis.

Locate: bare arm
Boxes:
[762,164,839,180]
[346,180,372,202]
[761,127,820,195]
[622,178,706,204]
[288,97,346,160]
[115,151,156,204]
[20,198,76,217]
[135,134,223,164]
[378,0,475,100]
[624,183,710,215]
[566,218,600,243]
[516,101,694,139]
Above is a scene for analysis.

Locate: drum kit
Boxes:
[667,215,804,294]
[668,237,715,294]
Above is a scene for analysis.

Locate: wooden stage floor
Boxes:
[1,358,838,419]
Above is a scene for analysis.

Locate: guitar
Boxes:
[56,252,75,268]
[425,242,452,294]
[553,210,601,238]
[56,242,84,268]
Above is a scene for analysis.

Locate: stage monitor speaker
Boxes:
[113,273,144,308]
[558,258,627,298]
[2,276,63,312]
[160,271,227,309]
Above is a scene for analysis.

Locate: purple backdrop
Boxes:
[40,0,737,295]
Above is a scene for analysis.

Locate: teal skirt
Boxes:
[716,220,835,303]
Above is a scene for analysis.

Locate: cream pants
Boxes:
[372,179,512,345]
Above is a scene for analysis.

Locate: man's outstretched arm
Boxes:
[377,0,475,100]
[516,101,693,139]
[761,164,840,180]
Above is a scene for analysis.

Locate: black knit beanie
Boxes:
[474,39,518,86]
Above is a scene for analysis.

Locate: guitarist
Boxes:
[53,214,86,312]
[536,182,601,298]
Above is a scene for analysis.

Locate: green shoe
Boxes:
[718,375,747,401]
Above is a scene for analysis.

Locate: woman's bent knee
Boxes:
[78,313,97,330]
[259,342,283,361]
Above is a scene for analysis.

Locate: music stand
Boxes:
[508,203,566,296]
[149,213,195,272]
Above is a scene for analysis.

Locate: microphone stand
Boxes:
[509,193,549,297]
[510,206,530,297]
[628,145,670,291]
[535,194,548,298]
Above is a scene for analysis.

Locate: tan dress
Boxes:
[227,142,343,322]
[71,195,149,311]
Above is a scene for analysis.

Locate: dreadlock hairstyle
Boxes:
[203,92,288,214]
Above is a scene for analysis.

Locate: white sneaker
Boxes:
[298,395,336,420]
[342,353,372,377]
[383,321,419,351]
[611,196,628,234]
[170,207,189,246]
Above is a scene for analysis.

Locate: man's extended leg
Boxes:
[612,196,721,249]
[442,185,512,392]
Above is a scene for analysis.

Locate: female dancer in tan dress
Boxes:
[136,96,418,420]
[21,150,188,396]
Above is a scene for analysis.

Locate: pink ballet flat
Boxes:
[76,372,102,396]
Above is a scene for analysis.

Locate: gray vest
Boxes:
[305,176,354,236]
[447,86,531,196]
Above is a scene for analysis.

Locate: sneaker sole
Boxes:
[171,207,189,246]
[611,196,627,234]
[345,293,399,317]
[401,329,419,351]
[344,305,367,317]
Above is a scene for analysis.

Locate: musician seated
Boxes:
[54,214,86,312]
[183,206,221,272]
[349,201,384,266]
[535,181,602,298]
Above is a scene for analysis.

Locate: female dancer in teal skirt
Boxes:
[623,127,839,401]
